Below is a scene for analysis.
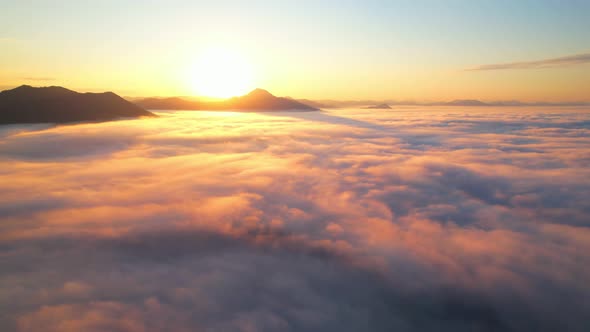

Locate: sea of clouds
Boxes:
[0,107,589,331]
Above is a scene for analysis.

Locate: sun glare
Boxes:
[189,48,255,99]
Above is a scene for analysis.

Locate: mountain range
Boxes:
[136,88,318,111]
[2,85,587,126]
[281,98,590,108]
[0,86,318,125]
[0,85,155,125]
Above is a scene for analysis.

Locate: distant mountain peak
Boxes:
[14,84,70,91]
[446,99,489,106]
[3,85,77,99]
[364,103,392,109]
[246,88,274,98]
[136,88,318,111]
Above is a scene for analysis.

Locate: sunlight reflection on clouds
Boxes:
[1,107,589,331]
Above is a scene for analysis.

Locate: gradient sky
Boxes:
[1,0,589,101]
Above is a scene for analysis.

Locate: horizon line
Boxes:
[1,84,589,106]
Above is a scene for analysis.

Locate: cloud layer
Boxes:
[1,107,589,331]
[467,52,590,71]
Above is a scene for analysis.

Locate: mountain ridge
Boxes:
[136,88,318,111]
[0,85,155,125]
[363,103,392,109]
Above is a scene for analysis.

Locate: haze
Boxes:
[1,0,589,102]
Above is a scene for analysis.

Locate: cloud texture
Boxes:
[1,107,589,331]
[467,52,590,71]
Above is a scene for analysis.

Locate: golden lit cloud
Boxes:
[1,107,589,330]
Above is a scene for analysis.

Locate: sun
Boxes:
[189,48,255,99]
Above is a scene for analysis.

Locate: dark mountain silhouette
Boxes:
[227,88,317,111]
[280,98,590,108]
[135,88,318,111]
[136,97,204,110]
[443,99,490,106]
[288,99,403,109]
[364,103,391,109]
[491,100,526,106]
[0,85,155,125]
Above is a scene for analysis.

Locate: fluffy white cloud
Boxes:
[0,107,589,331]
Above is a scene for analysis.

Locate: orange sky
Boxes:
[1,1,589,102]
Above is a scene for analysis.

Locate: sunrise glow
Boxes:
[1,2,589,331]
[188,47,255,98]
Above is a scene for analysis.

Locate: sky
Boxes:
[1,0,589,101]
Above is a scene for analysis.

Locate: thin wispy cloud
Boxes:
[21,77,56,81]
[467,53,590,71]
